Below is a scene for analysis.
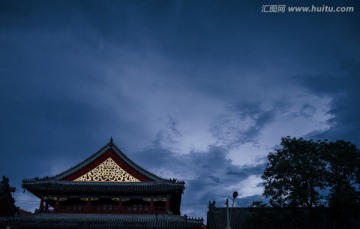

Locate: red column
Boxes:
[150,198,154,213]
[54,198,59,213]
[86,199,91,213]
[45,202,49,212]
[39,196,45,213]
[117,198,123,213]
[165,196,170,213]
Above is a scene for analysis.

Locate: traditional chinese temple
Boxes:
[0,138,203,229]
[0,176,17,217]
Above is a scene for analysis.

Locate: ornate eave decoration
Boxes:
[74,157,140,182]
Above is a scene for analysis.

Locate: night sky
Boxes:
[1,0,360,219]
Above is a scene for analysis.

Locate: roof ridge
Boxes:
[23,140,177,183]
[109,143,168,182]
[51,142,112,180]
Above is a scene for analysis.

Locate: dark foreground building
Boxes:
[207,201,360,229]
[0,177,17,217]
[0,139,203,229]
[207,201,250,229]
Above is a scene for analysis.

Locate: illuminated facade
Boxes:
[22,138,184,215]
[0,139,204,228]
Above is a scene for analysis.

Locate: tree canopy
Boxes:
[262,137,326,208]
[250,136,360,229]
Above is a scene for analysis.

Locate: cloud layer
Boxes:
[1,0,359,219]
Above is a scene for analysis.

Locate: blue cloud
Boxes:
[1,0,359,221]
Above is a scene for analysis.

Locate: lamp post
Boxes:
[226,191,238,229]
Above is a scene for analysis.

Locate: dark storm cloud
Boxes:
[133,139,266,216]
[209,101,287,150]
[297,60,360,144]
[1,0,359,220]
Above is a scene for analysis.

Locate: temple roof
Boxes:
[23,180,185,196]
[23,139,185,196]
[0,213,204,229]
[52,138,167,182]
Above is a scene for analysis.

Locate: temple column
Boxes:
[45,202,49,212]
[117,198,123,213]
[150,198,154,213]
[54,198,59,213]
[86,198,91,213]
[165,196,170,213]
[39,196,45,213]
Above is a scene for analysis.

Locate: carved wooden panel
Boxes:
[74,157,140,182]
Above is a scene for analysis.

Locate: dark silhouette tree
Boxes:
[262,137,327,208]
[322,140,360,228]
[247,137,360,229]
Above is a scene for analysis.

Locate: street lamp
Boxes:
[226,191,238,229]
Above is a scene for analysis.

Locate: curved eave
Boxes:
[45,142,167,182]
[0,214,204,229]
[22,181,185,197]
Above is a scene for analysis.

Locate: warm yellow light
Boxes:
[74,157,140,182]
